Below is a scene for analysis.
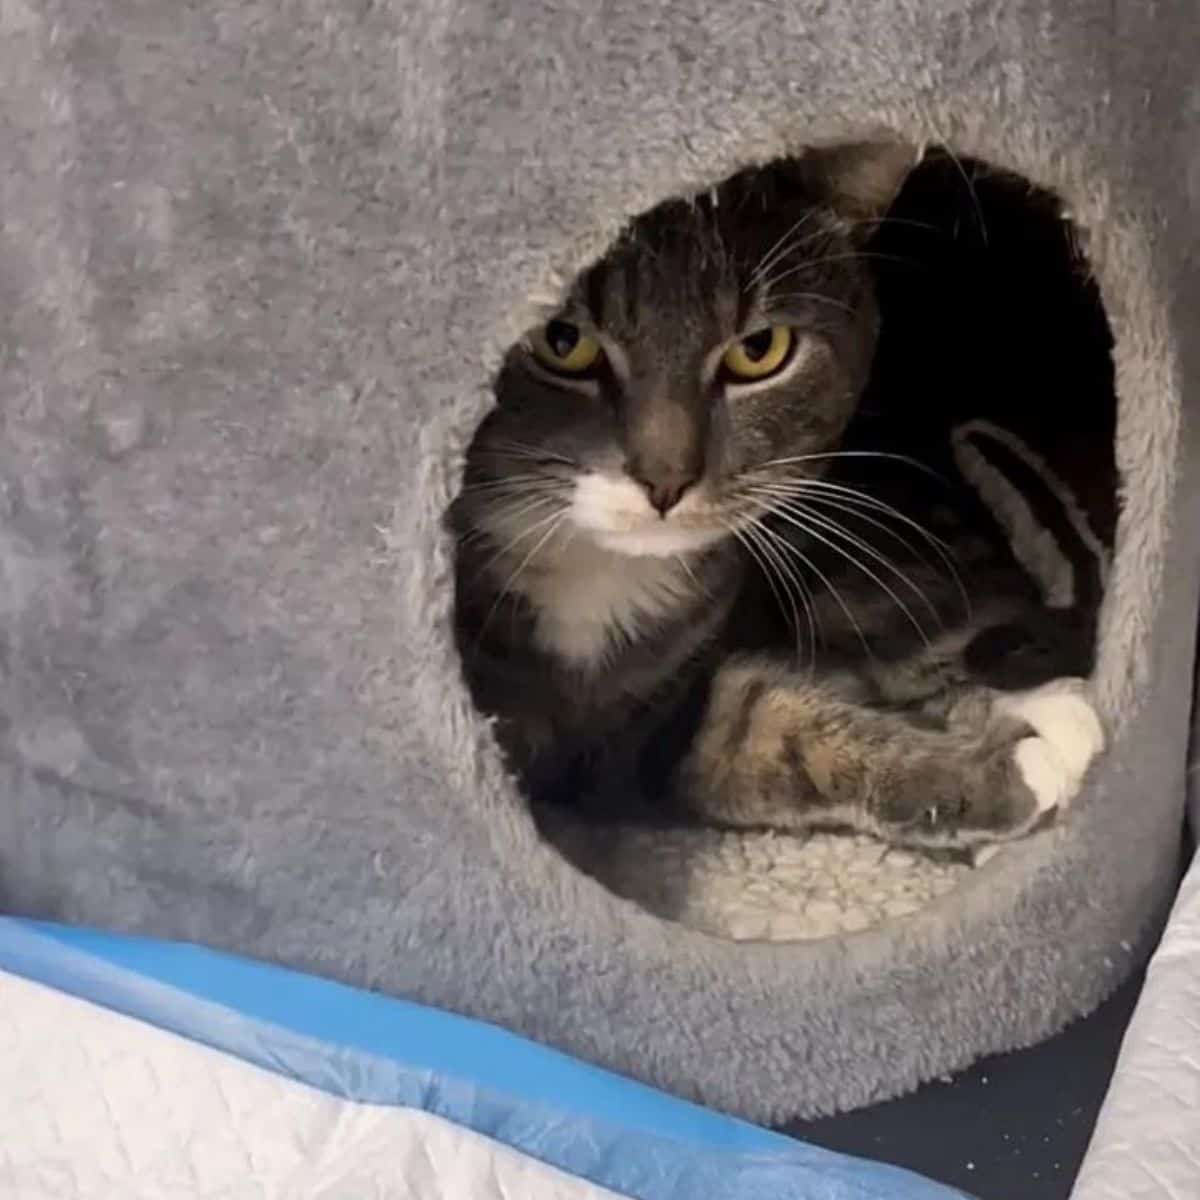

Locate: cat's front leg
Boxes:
[675,658,869,832]
[678,660,1105,848]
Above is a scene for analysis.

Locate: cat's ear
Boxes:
[802,139,922,231]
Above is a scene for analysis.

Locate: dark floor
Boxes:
[783,968,1145,1199]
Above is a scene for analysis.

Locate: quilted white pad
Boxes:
[0,972,625,1200]
[1072,850,1200,1200]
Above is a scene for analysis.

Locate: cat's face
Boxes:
[463,147,914,559]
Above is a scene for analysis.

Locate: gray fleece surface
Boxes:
[1,0,1197,1121]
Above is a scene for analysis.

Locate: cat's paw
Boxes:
[994,678,1105,815]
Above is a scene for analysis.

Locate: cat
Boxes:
[450,142,1105,851]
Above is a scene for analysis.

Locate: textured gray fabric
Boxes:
[1,0,1196,1121]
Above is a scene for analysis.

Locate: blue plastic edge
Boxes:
[0,917,968,1200]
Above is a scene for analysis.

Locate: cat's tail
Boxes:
[951,419,1110,689]
[951,418,1110,615]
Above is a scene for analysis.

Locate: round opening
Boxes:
[451,144,1118,941]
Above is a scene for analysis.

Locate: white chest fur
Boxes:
[513,537,698,668]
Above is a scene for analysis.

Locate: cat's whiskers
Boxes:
[743,521,819,669]
[480,482,565,525]
[460,473,553,494]
[512,518,580,643]
[721,518,816,668]
[673,552,709,598]
[848,214,938,237]
[457,488,558,552]
[748,516,871,658]
[475,506,572,645]
[469,493,568,582]
[767,488,953,596]
[755,450,945,479]
[743,487,941,640]
[795,492,968,617]
[745,467,949,544]
[756,249,917,295]
[486,439,580,468]
[762,291,856,316]
[938,146,990,247]
[748,500,932,649]
[742,472,970,613]
[744,212,820,291]
[747,480,949,585]
[734,521,797,641]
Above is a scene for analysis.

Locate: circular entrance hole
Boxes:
[452,145,1118,941]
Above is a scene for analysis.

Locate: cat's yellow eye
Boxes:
[530,320,603,375]
[722,326,794,382]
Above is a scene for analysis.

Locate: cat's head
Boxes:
[462,142,917,559]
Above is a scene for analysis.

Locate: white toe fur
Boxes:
[1013,737,1072,812]
[995,678,1106,813]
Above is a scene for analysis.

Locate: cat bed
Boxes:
[0,918,965,1199]
[0,0,1195,1124]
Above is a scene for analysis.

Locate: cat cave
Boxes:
[1,0,1195,1130]
[518,146,1123,945]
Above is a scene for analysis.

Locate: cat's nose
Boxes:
[627,461,700,516]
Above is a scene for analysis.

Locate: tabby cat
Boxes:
[451,142,1104,850]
